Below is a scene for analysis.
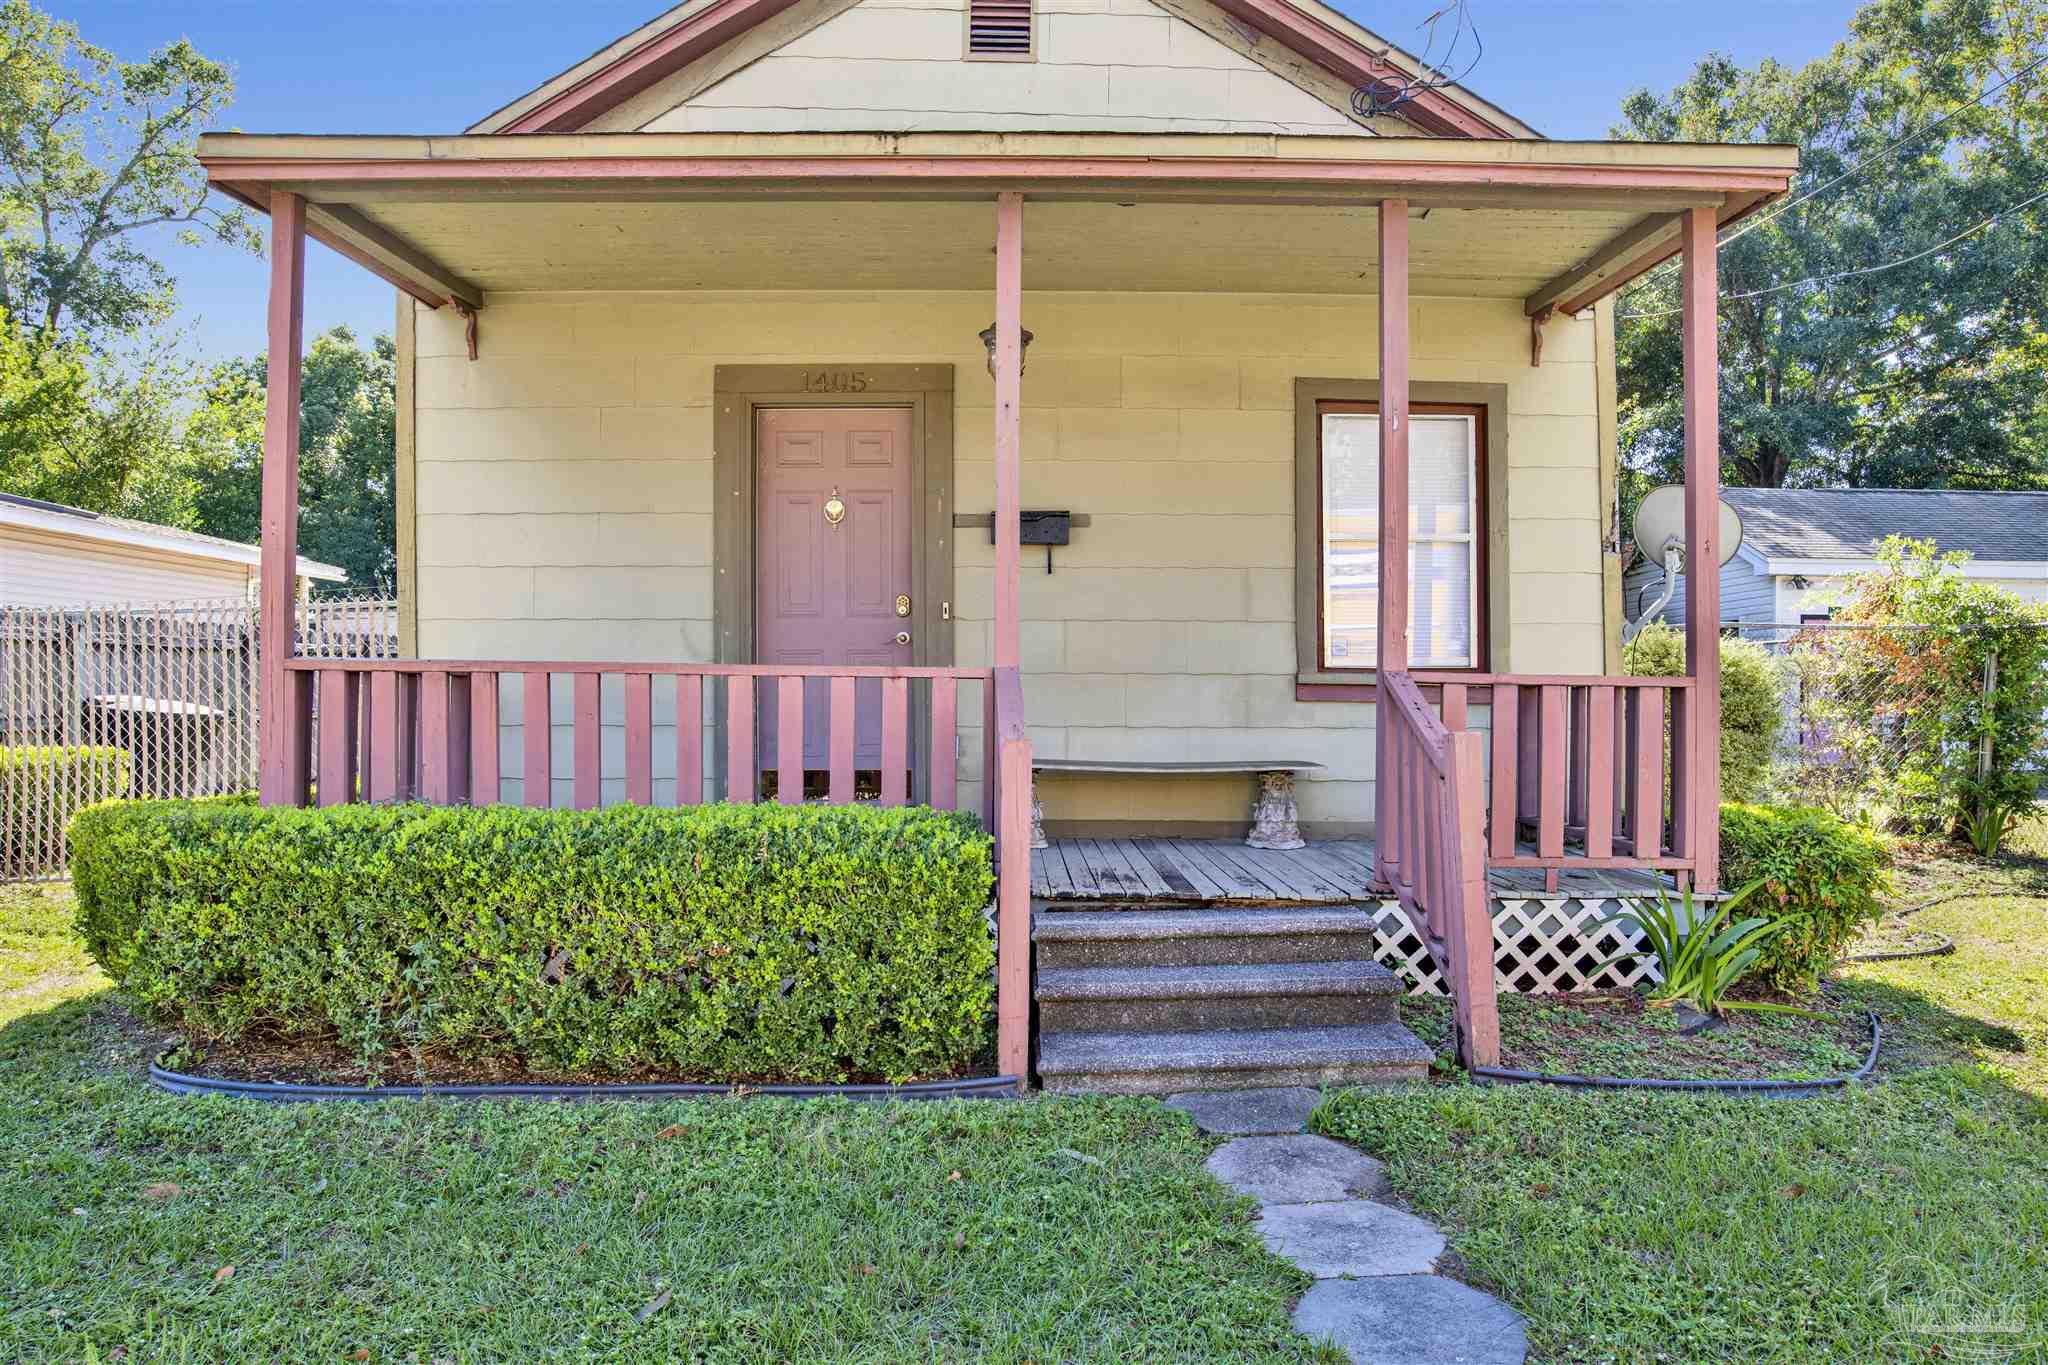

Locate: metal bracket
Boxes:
[451,298,479,361]
[1529,305,1554,368]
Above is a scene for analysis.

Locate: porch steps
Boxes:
[1033,905,1433,1096]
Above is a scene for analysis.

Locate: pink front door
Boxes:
[755,406,915,783]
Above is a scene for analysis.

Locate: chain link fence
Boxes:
[1740,620,2046,824]
[1,595,397,881]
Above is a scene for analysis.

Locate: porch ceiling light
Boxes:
[978,323,1034,378]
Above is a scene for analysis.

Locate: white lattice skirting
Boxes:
[1370,897,1664,996]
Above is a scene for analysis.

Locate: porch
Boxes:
[1031,836,1673,904]
[201,131,1796,1077]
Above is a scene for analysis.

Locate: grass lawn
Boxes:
[0,883,1328,1363]
[1318,832,2048,1363]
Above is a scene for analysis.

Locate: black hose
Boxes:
[1467,1010,1881,1097]
[1844,933,1955,963]
[149,1055,1021,1103]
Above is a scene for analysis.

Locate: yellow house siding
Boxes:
[410,290,1604,823]
[626,0,1368,136]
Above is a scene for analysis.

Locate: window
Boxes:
[966,0,1033,57]
[1316,400,1483,671]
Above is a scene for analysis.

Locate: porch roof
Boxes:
[198,129,1797,317]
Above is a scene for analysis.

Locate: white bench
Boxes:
[1029,758,1325,850]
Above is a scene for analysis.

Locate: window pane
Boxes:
[1412,541,1473,667]
[1319,411,1476,670]
[1410,417,1472,536]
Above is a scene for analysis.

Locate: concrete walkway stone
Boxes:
[1255,1199,1445,1278]
[1167,1084,1525,1362]
[1292,1276,1528,1365]
[1164,1086,1320,1135]
[1206,1134,1388,1204]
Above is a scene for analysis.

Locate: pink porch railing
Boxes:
[1377,669,1699,1070]
[1417,672,1700,883]
[280,659,990,810]
[1376,671,1498,1067]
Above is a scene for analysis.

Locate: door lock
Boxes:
[894,593,912,617]
[895,631,912,646]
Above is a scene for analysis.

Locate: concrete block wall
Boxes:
[629,0,1364,137]
[410,289,1605,824]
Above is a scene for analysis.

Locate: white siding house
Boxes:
[1,494,345,607]
[1625,487,2048,630]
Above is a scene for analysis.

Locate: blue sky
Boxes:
[62,0,1865,363]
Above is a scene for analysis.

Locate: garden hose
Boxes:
[1467,1010,1881,1098]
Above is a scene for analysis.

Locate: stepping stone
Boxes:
[1293,1275,1527,1365]
[1256,1200,1444,1279]
[1206,1134,1388,1204]
[1163,1086,1320,1135]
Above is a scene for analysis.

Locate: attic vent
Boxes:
[966,0,1033,57]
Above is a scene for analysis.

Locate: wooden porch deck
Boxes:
[1029,836,1671,904]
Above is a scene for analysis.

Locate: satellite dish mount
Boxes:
[1624,485,1745,643]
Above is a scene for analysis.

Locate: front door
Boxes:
[755,406,916,784]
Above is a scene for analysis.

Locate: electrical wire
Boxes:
[1718,48,2048,253]
[1615,46,2048,307]
[1617,185,2048,319]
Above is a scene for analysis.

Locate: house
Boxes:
[0,492,345,607]
[1626,487,2048,630]
[197,0,1796,1085]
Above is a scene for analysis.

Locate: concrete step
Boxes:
[1037,1023,1433,1096]
[1032,905,1379,970]
[1036,960,1403,1033]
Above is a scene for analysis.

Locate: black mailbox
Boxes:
[1020,509,1072,545]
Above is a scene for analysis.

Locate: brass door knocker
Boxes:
[823,488,847,526]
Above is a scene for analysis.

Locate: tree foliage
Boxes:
[180,328,400,593]
[1614,0,2048,496]
[0,0,258,349]
[1783,537,2048,845]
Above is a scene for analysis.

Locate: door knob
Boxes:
[895,631,912,646]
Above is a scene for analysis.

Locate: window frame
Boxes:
[1293,378,1507,695]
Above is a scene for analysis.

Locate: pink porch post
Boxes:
[1373,198,1410,888]
[1680,205,1722,890]
[258,191,308,806]
[991,191,1031,1080]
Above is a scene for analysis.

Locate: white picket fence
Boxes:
[0,596,397,881]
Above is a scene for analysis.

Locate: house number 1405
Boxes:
[803,370,871,393]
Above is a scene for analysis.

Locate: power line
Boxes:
[1718,47,2048,252]
[1617,46,2047,302]
[1617,185,2048,318]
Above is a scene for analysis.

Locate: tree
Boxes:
[0,309,189,520]
[0,0,258,349]
[182,327,399,593]
[1613,0,2048,494]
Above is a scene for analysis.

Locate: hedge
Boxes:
[1721,801,1892,993]
[1,745,131,877]
[70,799,996,1084]
[1624,622,1783,802]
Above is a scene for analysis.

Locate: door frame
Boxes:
[711,364,957,794]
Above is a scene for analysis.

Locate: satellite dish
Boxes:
[1624,486,1745,641]
[1632,484,1743,569]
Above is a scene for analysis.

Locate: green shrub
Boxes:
[70,799,995,1084]
[1,745,131,876]
[1719,801,1891,992]
[1622,622,1783,802]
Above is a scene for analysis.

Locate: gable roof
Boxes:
[1724,487,2048,567]
[468,0,1537,139]
[0,493,347,582]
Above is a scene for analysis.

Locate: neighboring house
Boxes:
[1625,487,2048,630]
[199,0,1795,1078]
[0,493,345,607]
